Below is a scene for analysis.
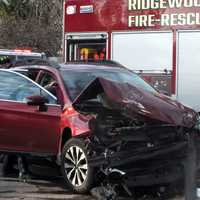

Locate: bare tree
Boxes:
[0,0,63,56]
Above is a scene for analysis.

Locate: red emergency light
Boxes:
[14,48,32,53]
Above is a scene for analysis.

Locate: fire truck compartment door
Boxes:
[112,32,173,71]
[177,31,200,111]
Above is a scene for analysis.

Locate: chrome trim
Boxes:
[0,98,61,107]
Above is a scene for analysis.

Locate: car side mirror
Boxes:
[26,95,49,112]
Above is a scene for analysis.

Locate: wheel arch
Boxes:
[57,127,72,165]
[61,127,72,150]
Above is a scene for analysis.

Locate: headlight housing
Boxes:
[183,111,198,127]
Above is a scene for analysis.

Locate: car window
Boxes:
[0,70,57,104]
[0,55,15,68]
[40,73,55,87]
[17,56,42,61]
[13,69,40,81]
[39,72,58,97]
[26,69,40,81]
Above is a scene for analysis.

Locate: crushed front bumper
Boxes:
[89,141,188,186]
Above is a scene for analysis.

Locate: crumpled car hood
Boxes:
[72,77,198,128]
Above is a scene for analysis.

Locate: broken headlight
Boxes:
[183,111,197,127]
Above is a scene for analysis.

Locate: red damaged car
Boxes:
[0,61,198,194]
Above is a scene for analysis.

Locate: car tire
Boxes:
[61,138,94,193]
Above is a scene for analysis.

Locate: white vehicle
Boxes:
[0,49,45,67]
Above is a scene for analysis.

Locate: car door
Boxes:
[0,70,62,155]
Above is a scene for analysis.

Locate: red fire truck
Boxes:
[63,0,200,111]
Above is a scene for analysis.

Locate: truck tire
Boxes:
[61,138,94,193]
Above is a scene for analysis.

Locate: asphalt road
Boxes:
[0,162,185,200]
[0,162,94,200]
[0,177,94,200]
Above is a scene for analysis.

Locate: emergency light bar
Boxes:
[14,49,32,53]
[0,49,42,57]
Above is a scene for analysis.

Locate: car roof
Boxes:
[11,60,126,71]
[60,63,125,71]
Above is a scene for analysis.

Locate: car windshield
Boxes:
[61,68,157,101]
